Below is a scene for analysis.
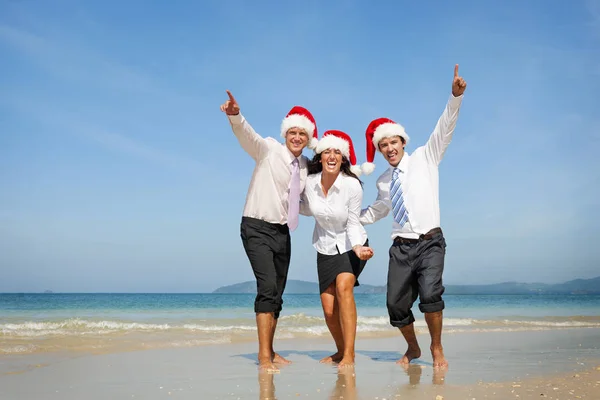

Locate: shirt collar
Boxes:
[314,172,343,192]
[388,153,410,173]
[284,146,296,164]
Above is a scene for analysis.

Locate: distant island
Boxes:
[213,276,600,295]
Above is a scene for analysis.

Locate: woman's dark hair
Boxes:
[307,152,363,186]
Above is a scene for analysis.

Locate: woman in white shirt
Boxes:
[300,129,374,368]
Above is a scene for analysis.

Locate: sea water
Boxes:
[1,293,599,354]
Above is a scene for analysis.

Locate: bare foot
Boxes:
[396,345,421,365]
[431,346,448,369]
[258,357,279,373]
[272,352,291,364]
[337,356,355,368]
[320,352,343,364]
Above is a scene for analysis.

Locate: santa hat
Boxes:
[361,117,410,175]
[280,106,318,150]
[315,130,362,177]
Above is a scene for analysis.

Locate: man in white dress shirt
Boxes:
[220,90,318,372]
[359,65,467,369]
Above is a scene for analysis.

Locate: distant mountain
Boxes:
[213,276,600,295]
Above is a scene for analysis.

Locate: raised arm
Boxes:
[424,64,467,166]
[359,182,391,225]
[221,90,268,161]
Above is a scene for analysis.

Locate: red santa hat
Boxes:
[361,117,410,175]
[315,129,362,177]
[280,106,318,150]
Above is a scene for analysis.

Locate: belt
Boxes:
[393,227,443,244]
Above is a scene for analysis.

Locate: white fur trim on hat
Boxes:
[315,135,350,159]
[372,122,410,149]
[307,137,318,150]
[361,162,376,176]
[350,164,362,177]
[280,114,315,139]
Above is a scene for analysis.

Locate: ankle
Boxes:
[406,342,420,351]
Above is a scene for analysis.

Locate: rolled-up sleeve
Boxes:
[359,186,391,225]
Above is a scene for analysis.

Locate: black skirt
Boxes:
[316,240,369,294]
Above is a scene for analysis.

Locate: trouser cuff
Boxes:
[419,300,445,313]
[389,314,416,328]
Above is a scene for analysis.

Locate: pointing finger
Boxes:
[454,64,459,78]
[226,90,237,104]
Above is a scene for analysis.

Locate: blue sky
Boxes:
[1,0,599,293]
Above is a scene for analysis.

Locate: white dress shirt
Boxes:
[301,172,368,255]
[360,94,463,239]
[228,113,309,225]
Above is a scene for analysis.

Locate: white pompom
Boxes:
[350,164,362,177]
[361,162,376,176]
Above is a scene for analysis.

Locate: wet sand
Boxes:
[1,328,599,399]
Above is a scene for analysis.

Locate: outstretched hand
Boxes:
[353,245,374,261]
[452,64,467,97]
[220,90,240,115]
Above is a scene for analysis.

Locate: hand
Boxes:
[452,64,467,97]
[353,245,374,261]
[220,90,240,115]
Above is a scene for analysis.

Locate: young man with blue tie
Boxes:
[359,65,467,369]
[220,90,318,372]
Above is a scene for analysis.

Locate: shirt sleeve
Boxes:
[359,182,391,225]
[346,179,365,247]
[227,113,269,161]
[423,94,463,166]
[299,191,312,216]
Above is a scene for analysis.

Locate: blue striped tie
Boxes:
[390,168,409,226]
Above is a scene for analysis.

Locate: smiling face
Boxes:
[285,128,309,157]
[377,136,406,167]
[320,148,343,175]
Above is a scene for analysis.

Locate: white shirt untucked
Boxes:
[228,113,309,225]
[360,94,463,239]
[301,172,368,255]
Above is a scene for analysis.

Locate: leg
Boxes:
[271,230,292,364]
[255,312,278,371]
[425,311,446,368]
[319,282,344,363]
[335,272,357,368]
[397,313,421,365]
[416,234,447,368]
[387,243,421,365]
[240,218,282,371]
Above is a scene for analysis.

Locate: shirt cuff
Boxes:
[227,113,243,124]
[449,93,463,107]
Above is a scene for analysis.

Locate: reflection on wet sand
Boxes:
[401,363,447,386]
[329,367,357,400]
[258,371,276,399]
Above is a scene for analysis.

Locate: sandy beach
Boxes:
[1,327,599,399]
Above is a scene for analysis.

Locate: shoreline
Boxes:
[1,328,599,399]
[3,314,600,356]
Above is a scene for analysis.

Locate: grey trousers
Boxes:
[387,230,446,328]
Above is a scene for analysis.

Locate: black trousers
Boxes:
[240,217,291,319]
[387,229,446,328]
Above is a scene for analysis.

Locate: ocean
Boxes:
[2,293,599,355]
